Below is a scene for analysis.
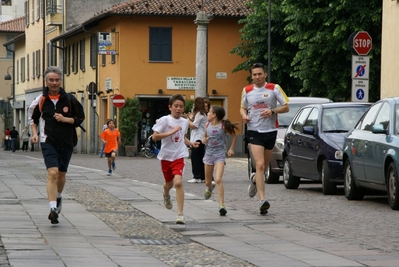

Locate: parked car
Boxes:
[342,97,399,210]
[283,102,371,194]
[247,97,332,183]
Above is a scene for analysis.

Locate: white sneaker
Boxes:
[163,195,172,209]
[248,173,257,198]
[187,178,201,183]
[176,214,185,224]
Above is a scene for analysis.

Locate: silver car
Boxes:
[247,97,332,183]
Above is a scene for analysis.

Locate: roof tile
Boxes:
[0,16,25,33]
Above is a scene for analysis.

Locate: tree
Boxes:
[231,0,382,101]
[118,97,142,148]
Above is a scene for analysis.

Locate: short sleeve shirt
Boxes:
[101,128,120,153]
[152,115,189,161]
[241,83,289,133]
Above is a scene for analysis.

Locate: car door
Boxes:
[364,102,390,184]
[295,107,320,179]
[350,103,382,182]
[286,107,313,173]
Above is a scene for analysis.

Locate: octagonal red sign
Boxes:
[353,31,372,56]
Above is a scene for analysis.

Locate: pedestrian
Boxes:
[202,106,238,216]
[100,119,121,176]
[240,63,289,215]
[9,126,19,152]
[4,128,10,151]
[204,98,211,114]
[21,126,30,152]
[28,66,85,224]
[152,94,199,224]
[187,97,208,183]
[99,122,108,158]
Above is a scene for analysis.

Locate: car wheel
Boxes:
[321,160,337,195]
[343,159,364,200]
[283,157,300,189]
[386,162,399,210]
[265,164,280,184]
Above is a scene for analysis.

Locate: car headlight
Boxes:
[275,138,284,150]
[335,150,343,160]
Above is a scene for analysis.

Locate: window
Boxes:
[21,57,25,82]
[149,27,172,61]
[80,39,85,71]
[27,54,30,81]
[36,0,40,20]
[101,54,106,66]
[39,0,43,18]
[31,0,35,24]
[35,50,40,78]
[16,59,19,83]
[47,42,57,66]
[304,108,319,128]
[72,42,78,73]
[6,36,13,58]
[24,1,29,27]
[32,52,35,79]
[292,108,312,132]
[360,103,382,131]
[374,102,390,132]
[65,45,70,75]
[90,35,97,68]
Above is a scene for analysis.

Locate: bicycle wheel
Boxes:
[144,148,155,158]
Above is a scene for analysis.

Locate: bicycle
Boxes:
[140,135,160,158]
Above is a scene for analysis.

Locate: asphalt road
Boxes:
[25,150,399,255]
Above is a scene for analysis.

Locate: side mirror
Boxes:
[303,126,315,135]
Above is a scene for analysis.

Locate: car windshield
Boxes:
[278,103,313,127]
[322,106,370,132]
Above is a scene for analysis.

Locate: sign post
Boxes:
[349,31,372,102]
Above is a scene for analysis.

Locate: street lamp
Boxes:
[4,66,12,80]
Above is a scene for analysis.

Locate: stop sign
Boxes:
[112,94,125,108]
[352,31,372,56]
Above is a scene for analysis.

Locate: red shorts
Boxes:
[161,158,185,182]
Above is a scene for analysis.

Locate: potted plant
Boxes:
[119,97,142,156]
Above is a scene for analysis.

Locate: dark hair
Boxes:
[193,97,206,116]
[251,63,265,73]
[169,94,185,106]
[211,106,239,135]
[106,119,115,127]
[204,98,211,112]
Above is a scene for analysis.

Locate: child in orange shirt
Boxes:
[100,119,121,176]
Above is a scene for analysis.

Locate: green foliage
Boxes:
[118,97,142,147]
[184,99,194,114]
[231,0,382,101]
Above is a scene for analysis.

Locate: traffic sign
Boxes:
[112,94,125,108]
[351,79,369,102]
[352,56,369,79]
[352,31,372,56]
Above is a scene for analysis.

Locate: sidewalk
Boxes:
[0,152,398,267]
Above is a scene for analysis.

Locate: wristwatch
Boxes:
[271,108,275,114]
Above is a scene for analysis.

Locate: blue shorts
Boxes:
[41,142,73,172]
[203,153,226,165]
[247,130,277,150]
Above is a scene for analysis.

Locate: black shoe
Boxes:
[259,199,270,215]
[48,208,59,224]
[56,197,62,214]
[219,204,227,216]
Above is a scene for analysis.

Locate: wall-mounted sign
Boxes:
[98,32,116,55]
[105,78,112,91]
[167,77,196,90]
[216,72,227,79]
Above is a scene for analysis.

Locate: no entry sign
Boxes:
[352,31,372,56]
[112,94,125,108]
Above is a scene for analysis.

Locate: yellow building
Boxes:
[381,1,399,98]
[52,1,250,154]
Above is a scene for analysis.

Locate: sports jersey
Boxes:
[101,128,120,153]
[241,83,289,133]
[152,115,189,161]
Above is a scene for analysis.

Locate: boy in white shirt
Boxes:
[152,94,199,224]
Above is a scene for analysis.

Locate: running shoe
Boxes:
[204,188,213,200]
[219,204,227,216]
[56,197,62,214]
[163,195,172,209]
[248,173,257,198]
[176,214,185,224]
[107,169,112,176]
[48,208,59,224]
[259,199,270,215]
[187,178,201,183]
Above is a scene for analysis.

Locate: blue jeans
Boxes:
[11,138,17,152]
[99,142,105,156]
